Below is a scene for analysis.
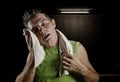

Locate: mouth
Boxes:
[43,33,51,41]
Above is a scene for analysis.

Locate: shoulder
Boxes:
[69,40,87,57]
[69,40,81,47]
[69,40,81,55]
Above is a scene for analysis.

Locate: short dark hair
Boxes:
[22,9,51,28]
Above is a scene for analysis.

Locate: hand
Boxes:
[62,51,84,74]
[62,44,100,82]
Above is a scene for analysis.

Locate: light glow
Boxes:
[61,11,89,14]
[59,8,94,14]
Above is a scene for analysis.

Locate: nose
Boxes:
[41,28,47,36]
[37,25,47,36]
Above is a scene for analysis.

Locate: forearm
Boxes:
[78,66,100,82]
[16,51,35,82]
[15,64,35,82]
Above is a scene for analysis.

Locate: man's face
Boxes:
[28,13,57,47]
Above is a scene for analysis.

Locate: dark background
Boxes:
[1,0,120,82]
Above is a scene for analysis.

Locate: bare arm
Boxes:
[62,43,100,82]
[15,49,35,82]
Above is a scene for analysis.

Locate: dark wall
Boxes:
[54,15,101,45]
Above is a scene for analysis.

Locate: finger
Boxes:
[63,56,72,64]
[62,60,70,67]
[66,53,73,59]
[63,54,73,59]
[63,65,69,70]
[62,51,68,56]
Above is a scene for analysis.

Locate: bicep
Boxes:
[77,43,96,72]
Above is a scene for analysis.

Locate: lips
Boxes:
[43,33,51,41]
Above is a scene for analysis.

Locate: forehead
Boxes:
[30,13,47,25]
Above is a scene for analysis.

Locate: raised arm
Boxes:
[62,43,100,82]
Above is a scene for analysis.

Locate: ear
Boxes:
[51,19,56,28]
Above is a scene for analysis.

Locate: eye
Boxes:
[41,19,49,26]
[32,26,38,33]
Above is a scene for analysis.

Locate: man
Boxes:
[15,9,100,82]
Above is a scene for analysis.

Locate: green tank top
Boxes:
[34,41,84,82]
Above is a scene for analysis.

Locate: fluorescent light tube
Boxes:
[61,11,89,14]
[59,8,93,14]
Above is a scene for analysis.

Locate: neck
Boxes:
[45,32,58,48]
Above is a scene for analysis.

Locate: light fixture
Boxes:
[59,8,94,14]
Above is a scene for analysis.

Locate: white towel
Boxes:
[56,29,73,76]
[23,29,73,76]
